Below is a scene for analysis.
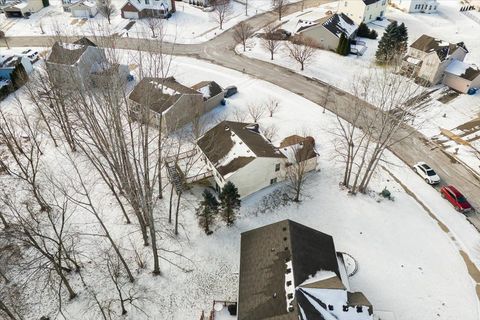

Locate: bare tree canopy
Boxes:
[211,0,233,30]
[286,36,317,71]
[97,0,117,24]
[271,0,288,20]
[261,24,282,60]
[233,21,254,52]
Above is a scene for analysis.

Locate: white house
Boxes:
[196,122,318,198]
[237,220,374,320]
[4,0,48,17]
[120,0,175,19]
[443,60,480,94]
[340,0,387,24]
[295,13,358,51]
[70,0,97,17]
[391,0,438,13]
[401,34,468,85]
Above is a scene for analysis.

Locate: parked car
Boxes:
[21,49,39,63]
[413,162,440,184]
[224,85,237,98]
[440,185,473,213]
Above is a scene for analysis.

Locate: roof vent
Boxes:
[273,293,277,299]
[225,126,230,131]
[288,306,294,312]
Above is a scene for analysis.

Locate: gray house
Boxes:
[237,220,373,320]
[295,13,357,51]
[46,37,128,89]
[128,77,224,133]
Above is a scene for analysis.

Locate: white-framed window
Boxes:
[275,163,280,172]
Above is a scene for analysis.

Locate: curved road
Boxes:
[2,0,480,218]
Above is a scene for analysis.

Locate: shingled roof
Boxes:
[297,13,357,39]
[238,220,344,320]
[128,77,199,113]
[445,60,480,81]
[410,35,467,61]
[197,121,285,178]
[191,81,223,100]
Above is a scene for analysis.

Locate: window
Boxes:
[356,306,363,313]
[328,305,334,311]
[275,163,280,172]
[145,0,149,4]
[344,1,347,7]
[270,178,277,185]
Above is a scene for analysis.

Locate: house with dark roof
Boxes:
[401,34,468,85]
[340,0,387,24]
[237,220,373,320]
[46,37,128,89]
[121,0,175,19]
[128,77,224,133]
[0,54,33,82]
[443,60,480,93]
[295,13,357,51]
[197,122,318,197]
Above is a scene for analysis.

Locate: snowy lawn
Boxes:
[2,51,479,319]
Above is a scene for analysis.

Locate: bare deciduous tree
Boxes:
[145,16,163,38]
[285,136,316,202]
[98,0,117,24]
[247,102,265,122]
[211,0,233,30]
[332,68,425,194]
[262,124,278,141]
[233,21,254,51]
[286,36,317,71]
[265,97,280,117]
[271,0,288,20]
[261,24,282,60]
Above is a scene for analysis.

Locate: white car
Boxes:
[413,162,440,184]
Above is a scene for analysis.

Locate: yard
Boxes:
[1,50,479,319]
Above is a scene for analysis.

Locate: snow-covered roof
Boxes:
[197,121,285,178]
[47,38,98,65]
[123,0,169,12]
[295,19,319,33]
[445,60,480,81]
[0,55,21,69]
[322,13,357,38]
[237,220,373,320]
[410,34,467,61]
[71,0,96,8]
[190,81,223,100]
[279,135,318,163]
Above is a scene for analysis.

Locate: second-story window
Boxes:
[275,163,280,172]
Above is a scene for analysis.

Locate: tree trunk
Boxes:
[0,299,17,320]
[168,183,174,223]
[174,192,182,235]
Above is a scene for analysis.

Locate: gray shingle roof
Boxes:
[410,34,466,61]
[238,220,342,320]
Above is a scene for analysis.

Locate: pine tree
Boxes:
[357,23,371,38]
[396,22,408,55]
[375,21,399,64]
[336,33,349,56]
[219,182,241,226]
[197,189,219,234]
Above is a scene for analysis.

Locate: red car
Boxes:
[440,185,473,213]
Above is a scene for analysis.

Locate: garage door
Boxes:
[123,11,138,19]
[72,9,89,17]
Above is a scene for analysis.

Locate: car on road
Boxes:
[440,185,473,213]
[224,85,238,98]
[413,162,440,184]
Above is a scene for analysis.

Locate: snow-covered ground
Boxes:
[0,0,279,43]
[1,49,479,319]
[240,0,480,174]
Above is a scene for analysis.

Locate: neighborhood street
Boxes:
[2,0,480,230]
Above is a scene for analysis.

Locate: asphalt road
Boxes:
[2,0,480,228]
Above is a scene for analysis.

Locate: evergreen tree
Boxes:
[336,33,349,56]
[375,21,399,64]
[357,23,371,38]
[396,22,408,55]
[219,182,240,226]
[369,29,378,40]
[197,189,219,235]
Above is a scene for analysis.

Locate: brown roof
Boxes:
[191,81,224,100]
[280,136,318,162]
[410,35,466,61]
[47,42,90,65]
[197,121,285,177]
[238,220,342,320]
[128,77,199,113]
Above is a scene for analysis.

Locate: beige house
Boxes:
[70,0,97,17]
[197,122,318,198]
[295,13,357,51]
[401,34,468,85]
[443,60,480,93]
[4,0,47,17]
[128,77,224,133]
[340,0,387,24]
